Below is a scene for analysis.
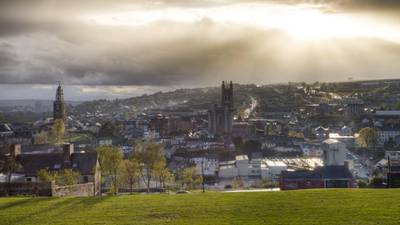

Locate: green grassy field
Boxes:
[0,189,399,225]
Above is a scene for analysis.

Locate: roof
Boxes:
[0,124,12,133]
[17,152,98,177]
[375,111,400,116]
[281,166,353,180]
[236,155,248,161]
[323,139,339,145]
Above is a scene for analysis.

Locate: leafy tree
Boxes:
[34,131,51,144]
[242,139,261,156]
[0,155,22,185]
[123,159,141,193]
[357,127,378,148]
[57,169,80,186]
[37,168,58,182]
[232,177,244,189]
[37,168,80,186]
[97,146,124,194]
[133,140,165,193]
[152,159,174,189]
[180,167,202,190]
[98,122,120,137]
[50,119,65,144]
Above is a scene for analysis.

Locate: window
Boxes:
[83,176,89,183]
[54,164,61,169]
[26,178,32,182]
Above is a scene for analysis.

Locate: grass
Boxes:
[0,189,399,225]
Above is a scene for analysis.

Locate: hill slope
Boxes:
[0,189,399,225]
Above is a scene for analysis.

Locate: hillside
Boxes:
[0,189,399,225]
[71,79,400,118]
[71,84,306,117]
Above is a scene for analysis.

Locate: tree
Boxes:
[232,177,244,189]
[57,169,80,186]
[123,159,141,193]
[152,159,174,189]
[180,167,202,190]
[37,168,58,182]
[97,146,124,194]
[34,131,51,144]
[242,139,261,156]
[50,119,65,144]
[0,155,22,190]
[98,122,120,138]
[357,127,378,148]
[37,168,80,186]
[133,140,165,193]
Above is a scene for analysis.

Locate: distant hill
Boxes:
[72,79,400,117]
[71,84,297,117]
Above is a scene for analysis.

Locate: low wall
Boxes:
[0,182,95,197]
[53,183,94,197]
[0,182,53,196]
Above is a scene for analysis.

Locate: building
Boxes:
[322,139,346,166]
[345,100,365,119]
[53,82,66,121]
[232,122,256,138]
[280,165,354,190]
[9,144,101,195]
[280,140,354,190]
[208,81,234,136]
[377,127,400,146]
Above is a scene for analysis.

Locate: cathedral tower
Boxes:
[208,81,234,136]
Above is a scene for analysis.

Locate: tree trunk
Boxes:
[147,176,151,193]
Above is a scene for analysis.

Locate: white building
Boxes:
[262,160,287,180]
[192,157,219,176]
[236,155,249,177]
[322,139,346,166]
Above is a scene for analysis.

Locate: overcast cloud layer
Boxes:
[1,0,400,99]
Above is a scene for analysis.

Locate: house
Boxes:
[377,127,400,146]
[10,144,101,195]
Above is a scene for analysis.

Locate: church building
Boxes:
[208,81,234,136]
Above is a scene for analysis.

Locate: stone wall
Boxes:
[0,182,95,197]
[52,183,94,197]
[0,182,53,196]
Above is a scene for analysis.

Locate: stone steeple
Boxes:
[53,82,66,121]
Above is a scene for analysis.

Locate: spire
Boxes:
[56,82,64,102]
[54,82,66,121]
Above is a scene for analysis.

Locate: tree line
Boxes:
[97,139,202,194]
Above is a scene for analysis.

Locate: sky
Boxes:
[1,0,400,100]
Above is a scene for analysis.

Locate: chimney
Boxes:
[63,143,74,161]
[10,144,21,158]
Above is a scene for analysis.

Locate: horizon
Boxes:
[0,77,398,101]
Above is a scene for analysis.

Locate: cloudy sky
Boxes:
[1,0,400,100]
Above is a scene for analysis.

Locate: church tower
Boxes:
[53,82,66,121]
[221,81,233,109]
[208,81,234,136]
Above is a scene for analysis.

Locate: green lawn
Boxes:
[0,189,399,225]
